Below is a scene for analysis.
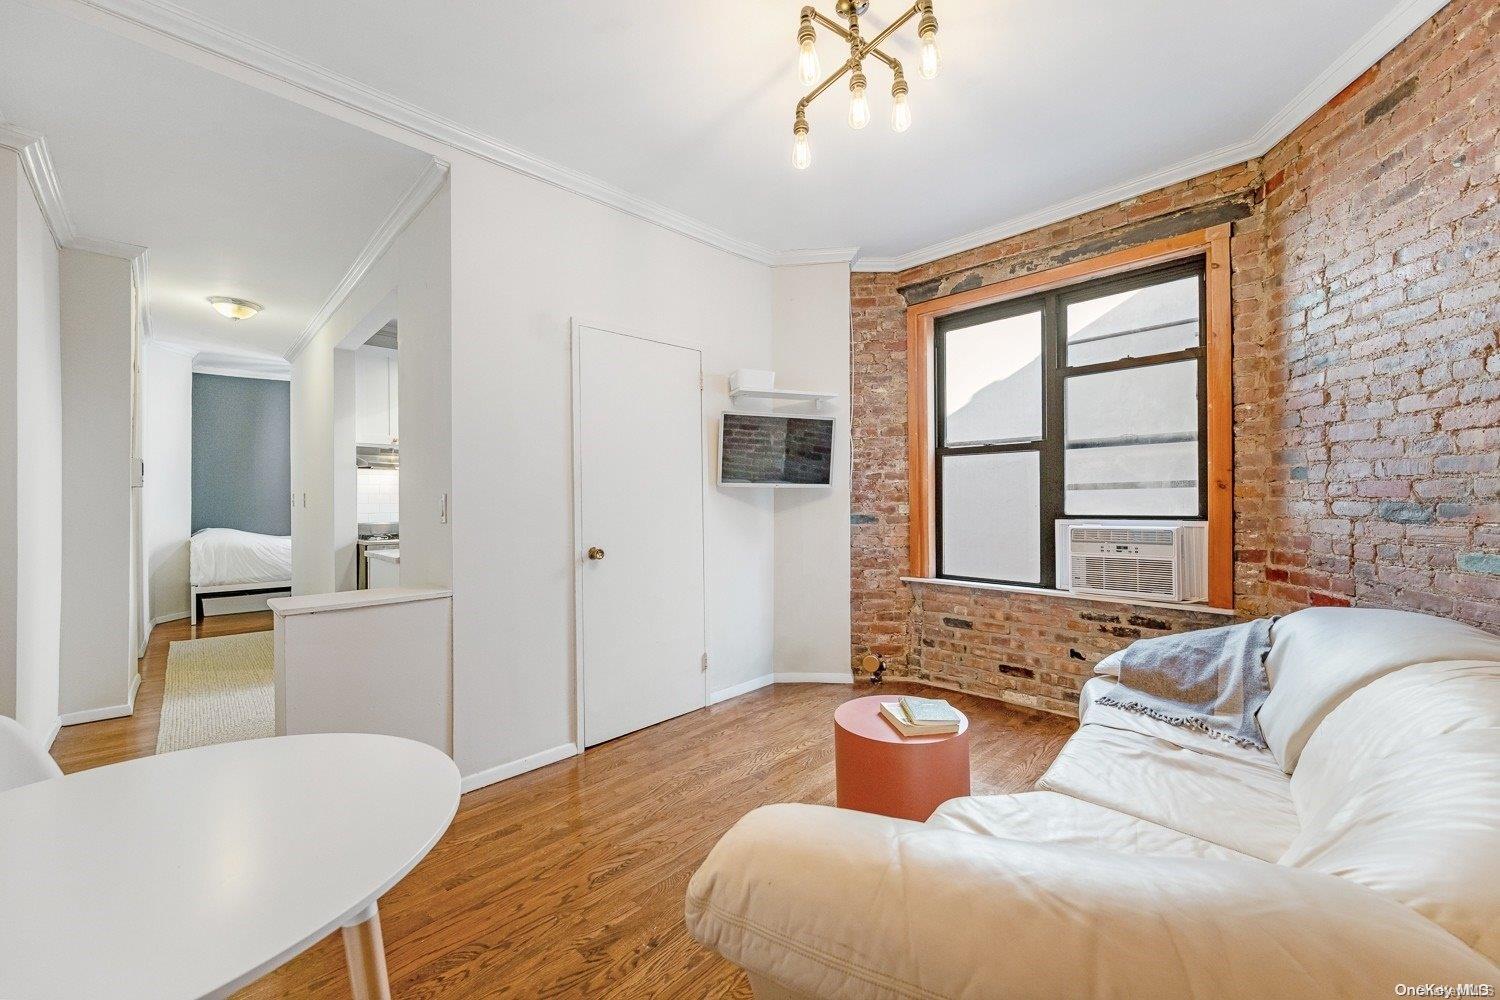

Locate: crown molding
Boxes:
[772,247,860,267]
[282,157,448,363]
[0,121,79,248]
[148,339,198,358]
[0,118,149,260]
[193,351,292,380]
[852,0,1449,272]
[1249,0,1448,152]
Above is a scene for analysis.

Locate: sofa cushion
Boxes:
[929,790,1254,861]
[1037,723,1298,861]
[1259,607,1500,773]
[1282,659,1500,961]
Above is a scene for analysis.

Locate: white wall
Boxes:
[394,185,451,590]
[0,149,62,741]
[59,248,136,719]
[447,155,776,780]
[771,264,852,679]
[332,348,357,591]
[142,340,194,622]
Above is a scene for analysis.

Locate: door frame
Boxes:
[569,318,711,752]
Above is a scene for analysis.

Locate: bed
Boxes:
[189,528,292,624]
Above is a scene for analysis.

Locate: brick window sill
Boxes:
[900,577,1237,617]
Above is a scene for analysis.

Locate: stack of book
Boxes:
[879,696,962,737]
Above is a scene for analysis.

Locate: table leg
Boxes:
[340,902,392,1000]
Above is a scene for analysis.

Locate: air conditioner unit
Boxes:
[1067,523,1207,603]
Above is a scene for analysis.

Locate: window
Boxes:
[908,226,1233,606]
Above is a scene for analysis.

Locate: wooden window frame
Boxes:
[907,223,1234,608]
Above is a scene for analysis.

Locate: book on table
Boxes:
[879,701,961,737]
[899,696,962,725]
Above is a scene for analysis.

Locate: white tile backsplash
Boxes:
[357,467,400,522]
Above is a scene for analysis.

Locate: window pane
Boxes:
[1066,275,1199,367]
[943,310,1042,445]
[941,451,1040,582]
[1065,361,1198,515]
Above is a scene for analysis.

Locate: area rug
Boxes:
[155,631,274,753]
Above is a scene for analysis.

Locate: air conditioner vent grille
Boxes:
[1070,526,1175,547]
[1074,556,1177,598]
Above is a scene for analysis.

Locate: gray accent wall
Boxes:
[192,373,291,535]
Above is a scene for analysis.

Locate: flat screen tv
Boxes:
[718,412,835,487]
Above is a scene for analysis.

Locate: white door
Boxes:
[575,323,706,747]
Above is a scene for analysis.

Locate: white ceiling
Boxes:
[0,0,432,360]
[53,0,1435,267]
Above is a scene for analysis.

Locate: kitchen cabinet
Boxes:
[355,346,399,446]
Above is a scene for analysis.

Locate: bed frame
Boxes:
[189,581,293,624]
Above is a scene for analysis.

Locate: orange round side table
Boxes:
[833,694,971,822]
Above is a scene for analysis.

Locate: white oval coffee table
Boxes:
[0,733,460,1000]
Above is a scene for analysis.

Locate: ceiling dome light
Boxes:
[208,296,263,321]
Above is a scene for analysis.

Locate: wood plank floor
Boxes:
[50,615,1077,998]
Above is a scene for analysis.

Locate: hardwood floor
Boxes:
[50,611,276,773]
[50,618,1076,998]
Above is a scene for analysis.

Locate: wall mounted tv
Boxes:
[718,412,835,487]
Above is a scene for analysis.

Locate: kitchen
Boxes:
[354,320,401,589]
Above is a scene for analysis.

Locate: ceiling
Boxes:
[0,0,432,360]
[1,0,1436,353]
[46,0,1436,267]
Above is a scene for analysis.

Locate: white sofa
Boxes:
[686,607,1500,998]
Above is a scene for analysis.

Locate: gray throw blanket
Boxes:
[1095,617,1277,750]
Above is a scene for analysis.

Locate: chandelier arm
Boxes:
[805,7,854,42]
[859,2,924,56]
[795,58,858,114]
[863,44,904,75]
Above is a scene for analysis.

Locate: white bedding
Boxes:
[189,528,292,587]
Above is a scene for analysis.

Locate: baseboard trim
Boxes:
[773,671,855,685]
[152,612,189,626]
[708,673,774,705]
[708,671,855,706]
[60,701,133,726]
[460,742,580,794]
[43,715,62,750]
[59,672,141,727]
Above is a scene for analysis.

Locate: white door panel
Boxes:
[576,324,706,747]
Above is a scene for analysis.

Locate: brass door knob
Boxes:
[587,546,606,561]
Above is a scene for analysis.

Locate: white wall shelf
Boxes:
[728,387,839,404]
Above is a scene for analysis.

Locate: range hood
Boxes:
[356,445,399,469]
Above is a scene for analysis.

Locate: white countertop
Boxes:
[366,548,401,564]
[268,586,450,617]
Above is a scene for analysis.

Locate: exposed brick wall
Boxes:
[851,0,1498,713]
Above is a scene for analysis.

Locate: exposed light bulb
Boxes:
[798,37,821,86]
[792,131,812,170]
[918,27,941,79]
[848,79,870,130]
[891,84,911,132]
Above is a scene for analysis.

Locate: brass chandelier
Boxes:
[792,0,940,169]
